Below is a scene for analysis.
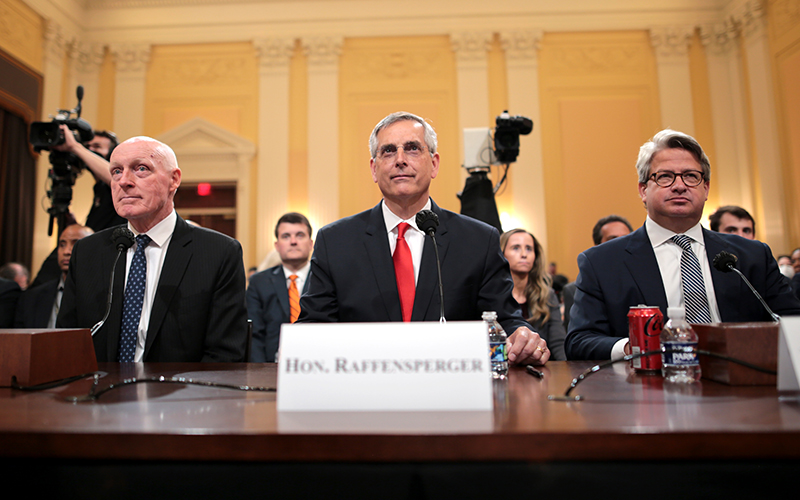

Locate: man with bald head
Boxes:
[58,137,247,362]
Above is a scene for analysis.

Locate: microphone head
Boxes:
[111,227,135,252]
[416,210,439,235]
[713,251,738,272]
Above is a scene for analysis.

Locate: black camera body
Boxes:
[30,113,94,152]
[493,110,533,164]
[29,86,94,236]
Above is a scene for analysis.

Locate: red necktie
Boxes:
[393,222,415,322]
[288,274,300,323]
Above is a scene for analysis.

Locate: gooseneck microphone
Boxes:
[416,209,445,323]
[713,251,780,322]
[91,227,135,336]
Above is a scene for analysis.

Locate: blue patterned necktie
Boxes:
[118,234,151,362]
[671,234,712,324]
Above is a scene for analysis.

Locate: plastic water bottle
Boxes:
[660,307,701,383]
[483,311,508,379]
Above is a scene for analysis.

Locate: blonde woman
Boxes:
[500,229,566,360]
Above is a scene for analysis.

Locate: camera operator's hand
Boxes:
[53,125,112,185]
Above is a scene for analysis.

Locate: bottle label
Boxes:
[489,341,507,363]
[661,342,699,366]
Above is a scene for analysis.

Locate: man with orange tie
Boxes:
[298,111,548,366]
[246,213,313,362]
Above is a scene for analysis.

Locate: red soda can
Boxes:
[627,305,663,372]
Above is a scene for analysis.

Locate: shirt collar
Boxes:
[645,216,705,248]
[283,261,311,281]
[381,198,431,234]
[129,210,176,248]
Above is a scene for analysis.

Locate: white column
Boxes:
[650,26,696,135]
[32,20,70,269]
[736,1,787,250]
[254,37,294,263]
[303,36,342,226]
[109,44,150,141]
[700,22,753,212]
[450,31,493,170]
[500,30,546,244]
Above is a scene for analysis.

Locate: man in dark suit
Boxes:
[15,224,93,328]
[298,111,548,366]
[566,129,800,360]
[58,136,247,362]
[247,212,313,362]
[0,278,21,328]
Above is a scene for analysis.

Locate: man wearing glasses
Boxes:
[298,111,549,366]
[566,129,800,360]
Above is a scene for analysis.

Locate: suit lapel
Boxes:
[269,266,290,317]
[412,201,449,321]
[703,229,739,321]
[105,235,128,361]
[623,226,668,308]
[364,203,403,321]
[144,216,192,356]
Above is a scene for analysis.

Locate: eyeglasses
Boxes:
[648,170,705,188]
[376,141,427,160]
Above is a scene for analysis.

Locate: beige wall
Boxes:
[2,0,799,278]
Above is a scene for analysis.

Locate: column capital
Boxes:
[649,26,694,59]
[73,42,106,74]
[699,22,738,55]
[450,31,493,62]
[302,36,343,66]
[499,30,543,61]
[109,43,151,73]
[727,0,767,39]
[43,19,70,64]
[254,37,295,69]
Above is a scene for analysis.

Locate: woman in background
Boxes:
[500,229,566,360]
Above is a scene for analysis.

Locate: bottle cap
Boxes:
[667,307,686,320]
[481,311,498,321]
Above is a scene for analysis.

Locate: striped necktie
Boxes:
[671,234,712,323]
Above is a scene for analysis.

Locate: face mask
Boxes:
[779,264,795,279]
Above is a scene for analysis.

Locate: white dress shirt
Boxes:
[381,198,430,286]
[125,210,176,362]
[612,217,721,360]
[282,261,311,291]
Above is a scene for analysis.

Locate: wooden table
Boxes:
[2,361,799,498]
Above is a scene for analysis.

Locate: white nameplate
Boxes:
[778,317,800,392]
[276,321,492,412]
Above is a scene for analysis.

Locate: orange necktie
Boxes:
[288,274,300,323]
[393,223,415,322]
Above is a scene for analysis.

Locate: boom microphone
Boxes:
[91,227,135,336]
[415,210,445,322]
[713,251,780,322]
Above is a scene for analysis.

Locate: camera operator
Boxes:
[54,125,126,232]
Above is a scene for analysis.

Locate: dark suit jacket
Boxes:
[57,216,248,362]
[14,279,59,328]
[0,278,21,328]
[298,200,530,334]
[246,264,311,362]
[566,225,800,360]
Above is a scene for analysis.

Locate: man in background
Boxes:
[247,212,313,362]
[15,224,93,328]
[709,205,755,240]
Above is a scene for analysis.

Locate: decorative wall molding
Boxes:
[499,30,543,61]
[109,43,151,73]
[699,21,739,55]
[254,37,296,69]
[302,36,343,66]
[770,0,800,39]
[726,0,767,39]
[649,26,694,58]
[73,42,106,74]
[43,19,70,64]
[450,31,493,62]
